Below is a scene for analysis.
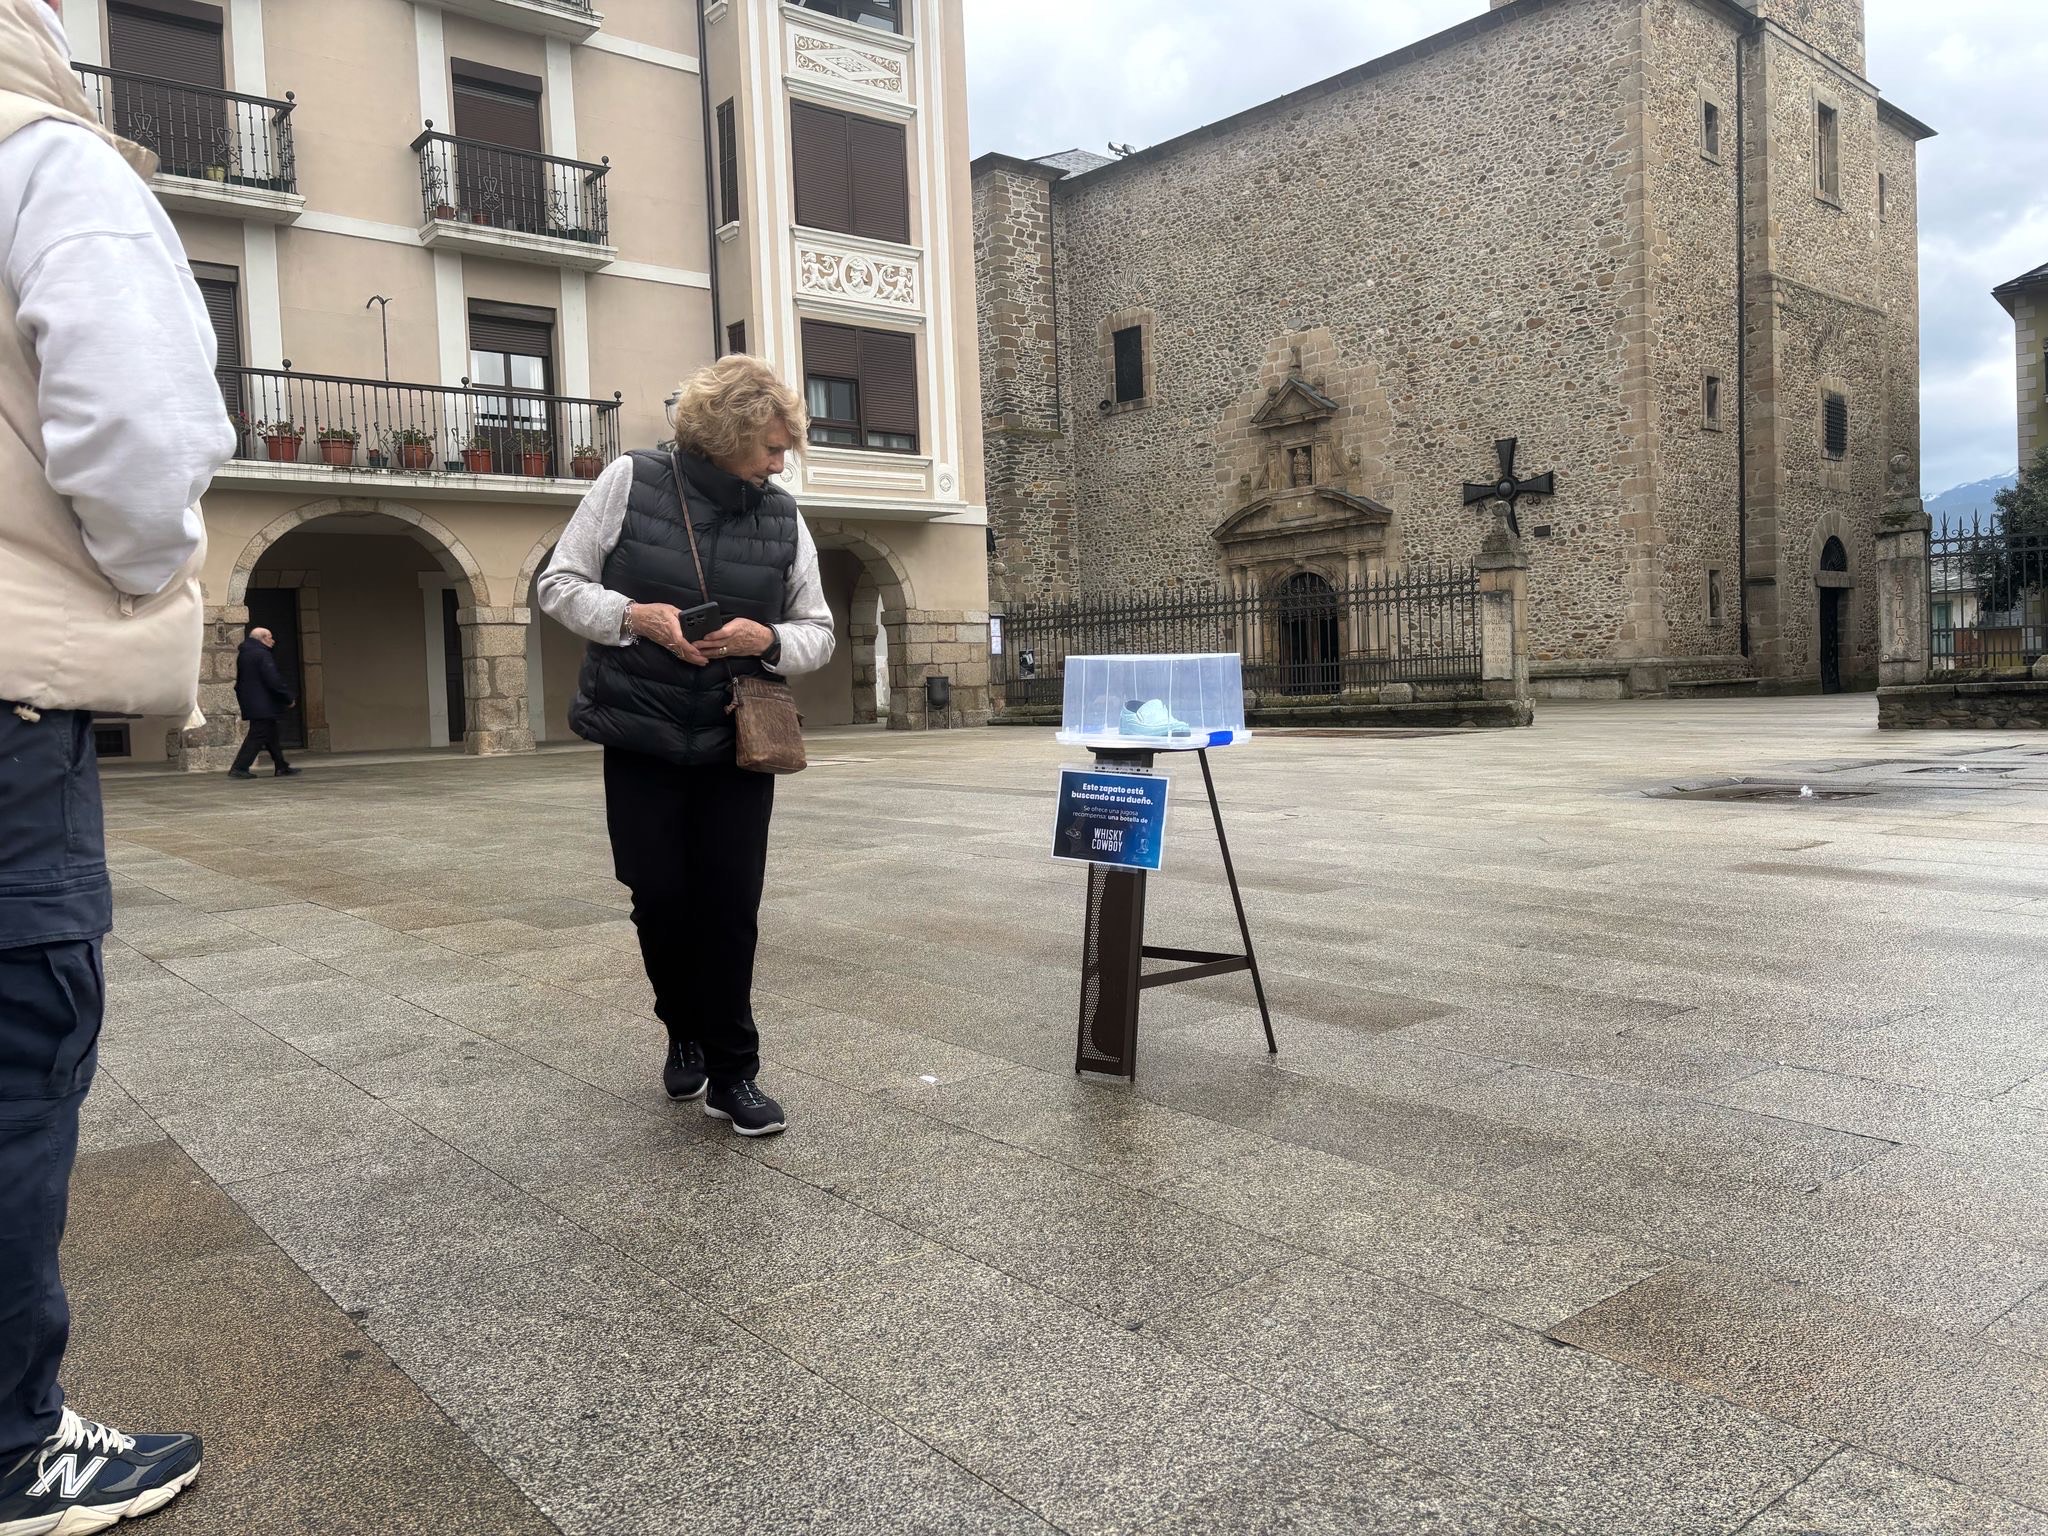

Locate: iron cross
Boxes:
[1461,438,1555,536]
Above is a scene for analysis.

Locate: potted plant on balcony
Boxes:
[569,443,603,479]
[461,430,495,475]
[514,429,551,478]
[316,425,360,467]
[384,426,435,472]
[256,419,302,463]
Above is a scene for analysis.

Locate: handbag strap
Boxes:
[669,450,713,602]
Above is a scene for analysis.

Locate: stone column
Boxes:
[1875,503,1932,690]
[457,605,535,755]
[173,604,250,771]
[1475,528,1530,703]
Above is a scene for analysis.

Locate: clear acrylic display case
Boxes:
[1056,653,1248,750]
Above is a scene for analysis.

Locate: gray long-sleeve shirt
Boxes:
[537,454,835,678]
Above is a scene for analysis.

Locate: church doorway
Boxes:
[1818,536,1847,694]
[1278,571,1341,695]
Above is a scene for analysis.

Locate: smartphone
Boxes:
[680,601,723,642]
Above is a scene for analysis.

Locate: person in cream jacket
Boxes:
[0,0,233,1529]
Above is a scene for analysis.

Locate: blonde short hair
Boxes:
[669,354,808,461]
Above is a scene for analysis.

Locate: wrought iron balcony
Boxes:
[72,64,302,223]
[432,0,602,41]
[214,366,622,498]
[411,129,613,269]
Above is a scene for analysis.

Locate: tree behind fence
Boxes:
[997,565,1484,707]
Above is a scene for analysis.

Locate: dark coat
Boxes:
[568,450,796,768]
[234,636,294,720]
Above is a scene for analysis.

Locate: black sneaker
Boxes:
[663,1037,708,1102]
[273,766,302,778]
[226,769,255,779]
[703,1079,786,1137]
[0,1408,202,1534]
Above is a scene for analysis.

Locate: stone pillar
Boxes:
[458,605,535,755]
[1875,458,1932,689]
[173,604,250,771]
[1475,529,1530,703]
[890,608,992,729]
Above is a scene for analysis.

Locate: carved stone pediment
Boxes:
[1215,485,1393,545]
[1250,375,1340,431]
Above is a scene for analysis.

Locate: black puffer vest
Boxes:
[569,449,798,767]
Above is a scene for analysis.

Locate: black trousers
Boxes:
[230,717,291,773]
[603,749,776,1087]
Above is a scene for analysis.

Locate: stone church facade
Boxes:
[973,0,1931,696]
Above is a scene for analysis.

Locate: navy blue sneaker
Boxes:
[663,1037,708,1102]
[703,1078,786,1137]
[0,1408,202,1534]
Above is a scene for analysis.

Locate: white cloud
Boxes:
[963,0,2048,495]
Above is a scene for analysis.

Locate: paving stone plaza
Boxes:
[70,699,2048,1535]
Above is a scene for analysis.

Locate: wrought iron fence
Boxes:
[224,366,622,479]
[1930,514,2047,672]
[412,130,610,244]
[997,565,1484,708]
[73,65,296,191]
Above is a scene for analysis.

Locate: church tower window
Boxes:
[1815,101,1840,202]
[1822,391,1849,459]
[1703,374,1722,431]
[1112,325,1146,404]
[1701,99,1721,160]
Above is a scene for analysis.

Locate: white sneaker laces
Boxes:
[45,1408,135,1463]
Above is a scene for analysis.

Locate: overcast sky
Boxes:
[960,0,2048,496]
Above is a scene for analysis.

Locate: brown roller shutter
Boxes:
[468,308,554,362]
[791,102,850,234]
[801,319,860,380]
[193,268,242,421]
[452,77,543,151]
[108,2,225,86]
[846,115,908,244]
[857,329,917,442]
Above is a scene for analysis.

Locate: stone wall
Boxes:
[973,160,1076,602]
[1879,679,2048,730]
[1738,0,1864,72]
[1051,0,1652,675]
[2013,288,2043,470]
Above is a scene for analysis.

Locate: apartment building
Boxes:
[57,0,987,766]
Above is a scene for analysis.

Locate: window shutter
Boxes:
[857,329,918,442]
[716,100,739,226]
[791,102,851,233]
[108,2,225,87]
[1823,394,1848,458]
[453,78,543,151]
[1112,326,1145,403]
[726,320,747,358]
[469,309,554,362]
[801,318,860,380]
[846,115,909,244]
[195,274,242,418]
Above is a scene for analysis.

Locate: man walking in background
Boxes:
[229,627,300,779]
[0,0,235,1529]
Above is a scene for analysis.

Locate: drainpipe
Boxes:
[696,0,724,355]
[1735,17,1757,659]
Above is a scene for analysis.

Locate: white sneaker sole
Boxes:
[1,1460,200,1536]
[702,1102,786,1137]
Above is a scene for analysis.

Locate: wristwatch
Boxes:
[762,631,782,666]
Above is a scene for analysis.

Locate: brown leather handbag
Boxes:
[674,458,807,775]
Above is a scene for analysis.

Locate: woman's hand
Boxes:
[700,618,776,662]
[624,602,709,666]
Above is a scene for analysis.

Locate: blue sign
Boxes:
[1051,768,1169,871]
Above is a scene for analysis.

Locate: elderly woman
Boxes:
[539,355,833,1137]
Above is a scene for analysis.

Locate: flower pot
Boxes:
[570,455,602,479]
[395,443,433,472]
[433,202,456,221]
[518,450,550,477]
[263,433,301,463]
[317,438,355,467]
[462,448,494,474]
[367,450,389,469]
[204,166,227,183]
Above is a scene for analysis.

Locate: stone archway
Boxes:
[186,498,529,765]
[806,521,922,728]
[514,521,577,745]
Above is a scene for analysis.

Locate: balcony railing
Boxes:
[222,366,622,481]
[412,129,609,246]
[73,64,296,193]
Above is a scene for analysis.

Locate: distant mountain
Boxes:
[1926,472,2017,532]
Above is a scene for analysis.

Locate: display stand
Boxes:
[1075,745,1277,1078]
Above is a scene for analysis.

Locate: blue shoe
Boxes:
[0,1409,202,1534]
[1118,699,1193,738]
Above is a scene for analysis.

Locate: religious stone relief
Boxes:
[796,236,922,314]
[790,31,906,101]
